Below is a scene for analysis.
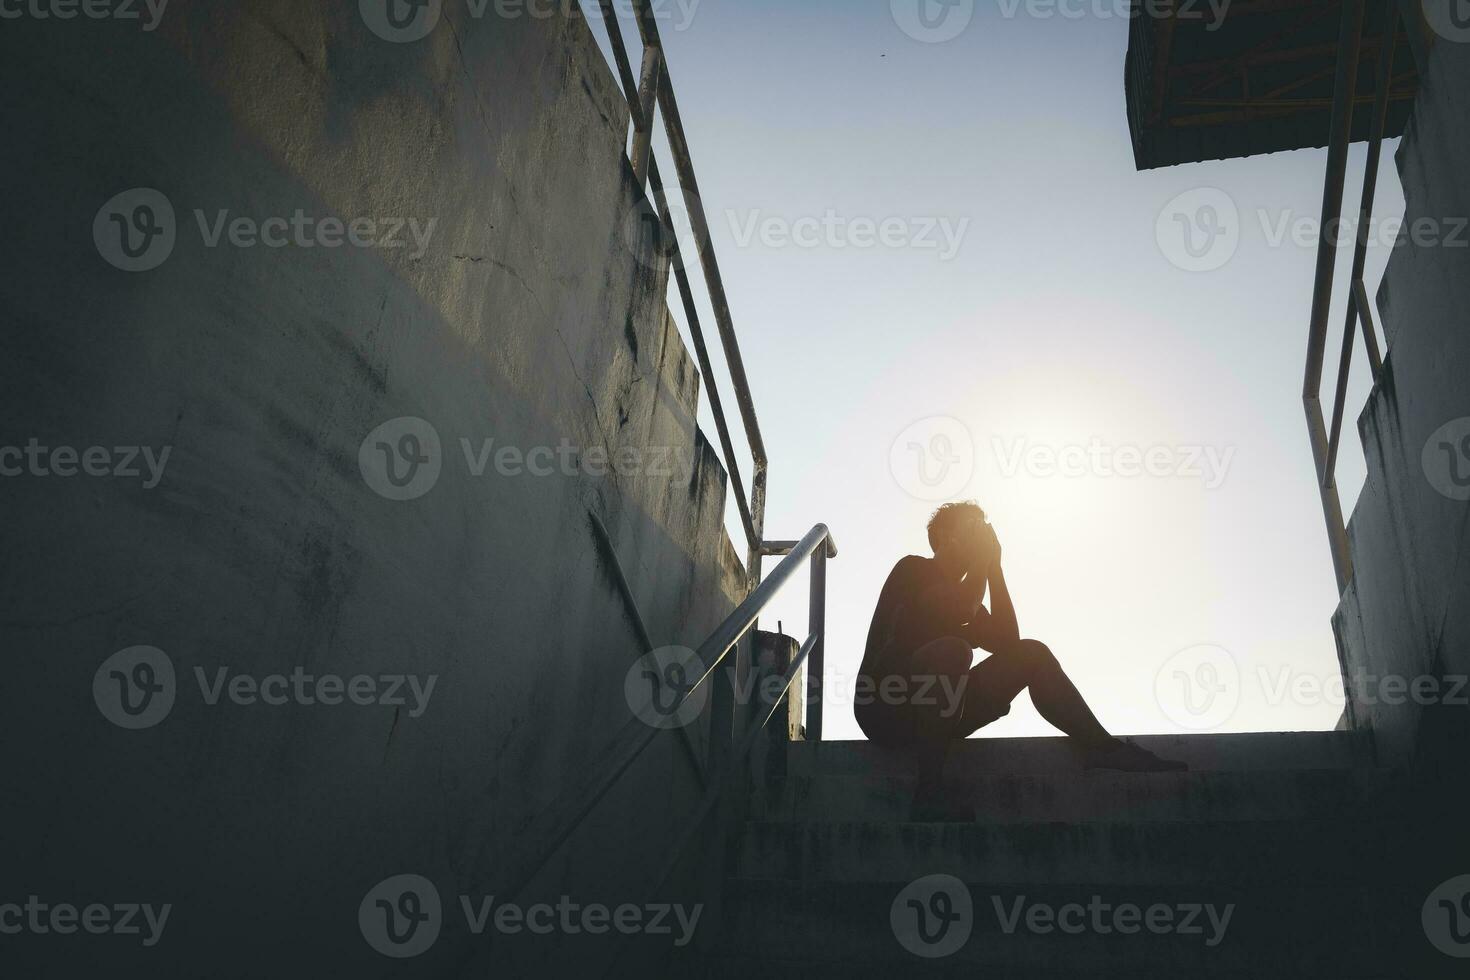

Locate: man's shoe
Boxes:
[1081,738,1189,773]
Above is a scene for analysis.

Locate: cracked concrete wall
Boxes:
[0,2,744,975]
[1332,36,1470,769]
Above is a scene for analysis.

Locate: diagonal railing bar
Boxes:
[601,633,818,974]
[493,524,834,908]
[591,0,769,581]
[648,156,757,545]
[640,632,816,898]
[630,44,663,185]
[597,0,644,128]
[1326,1,1398,484]
[1304,0,1367,593]
[630,1,770,574]
[1304,0,1407,595]
[1354,277,1385,376]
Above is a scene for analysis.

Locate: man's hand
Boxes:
[970,523,1017,651]
[965,522,1000,579]
[986,523,1003,569]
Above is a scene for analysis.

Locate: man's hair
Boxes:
[927,501,987,553]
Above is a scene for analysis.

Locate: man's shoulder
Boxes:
[888,554,931,582]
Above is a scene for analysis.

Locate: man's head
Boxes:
[927,500,991,572]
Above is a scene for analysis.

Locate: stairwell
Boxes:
[687,730,1463,978]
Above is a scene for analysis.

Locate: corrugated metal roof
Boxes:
[1125,0,1419,170]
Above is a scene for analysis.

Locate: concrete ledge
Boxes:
[734,817,1392,886]
[756,768,1398,825]
[788,732,1376,777]
[715,880,1416,975]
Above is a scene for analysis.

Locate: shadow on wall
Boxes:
[0,1,743,975]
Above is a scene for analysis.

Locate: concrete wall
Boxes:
[0,2,744,975]
[1332,33,1470,769]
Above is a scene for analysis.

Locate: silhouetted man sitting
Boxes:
[856,501,1185,818]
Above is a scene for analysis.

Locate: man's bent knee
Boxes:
[1018,639,1056,663]
[996,638,1058,674]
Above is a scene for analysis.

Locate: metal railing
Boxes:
[461,23,838,966]
[1305,0,1403,593]
[498,523,837,907]
[595,0,771,586]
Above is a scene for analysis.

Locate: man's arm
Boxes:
[963,530,1020,654]
[918,567,986,627]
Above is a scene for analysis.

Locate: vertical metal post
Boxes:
[805,545,827,741]
[1304,0,1365,594]
[630,45,662,187]
[1327,1,1399,482]
[1353,0,1399,381]
[1305,0,1366,402]
[596,0,643,132]
[1354,278,1384,376]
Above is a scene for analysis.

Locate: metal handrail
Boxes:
[496,523,836,905]
[1304,0,1400,593]
[594,0,771,581]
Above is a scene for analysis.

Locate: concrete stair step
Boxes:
[733,817,1391,885]
[752,767,1397,824]
[705,880,1418,975]
[694,961,1408,980]
[787,732,1375,779]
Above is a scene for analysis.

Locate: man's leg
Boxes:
[957,639,1111,744]
[901,637,974,817]
[959,639,1187,772]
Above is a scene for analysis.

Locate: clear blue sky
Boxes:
[587,0,1403,737]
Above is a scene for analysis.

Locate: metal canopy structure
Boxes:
[1125,0,1421,170]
